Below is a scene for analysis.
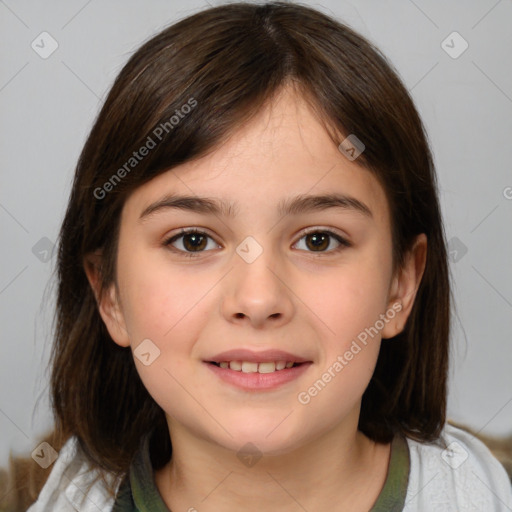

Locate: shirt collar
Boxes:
[113,431,410,511]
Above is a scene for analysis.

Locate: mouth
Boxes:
[204,348,313,391]
[204,359,312,391]
[207,360,305,373]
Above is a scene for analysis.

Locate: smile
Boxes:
[205,360,312,391]
[209,360,300,373]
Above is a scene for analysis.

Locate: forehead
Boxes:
[123,86,390,227]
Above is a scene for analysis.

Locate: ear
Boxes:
[83,251,131,347]
[381,233,427,339]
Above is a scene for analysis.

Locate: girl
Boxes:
[22,1,512,510]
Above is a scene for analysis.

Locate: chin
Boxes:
[214,422,305,457]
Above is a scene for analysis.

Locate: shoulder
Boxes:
[27,436,122,512]
[403,423,512,511]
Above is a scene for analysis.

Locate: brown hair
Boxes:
[47,0,449,497]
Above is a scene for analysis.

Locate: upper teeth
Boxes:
[218,361,295,373]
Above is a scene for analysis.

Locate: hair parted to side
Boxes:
[50,0,450,494]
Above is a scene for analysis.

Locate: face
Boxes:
[93,86,421,456]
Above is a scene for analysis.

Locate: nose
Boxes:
[220,244,295,329]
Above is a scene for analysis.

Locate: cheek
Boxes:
[308,259,391,348]
[297,281,384,427]
[116,252,216,384]
[118,248,213,342]
[117,263,216,428]
[297,254,391,410]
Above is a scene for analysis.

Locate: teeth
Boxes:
[258,362,276,373]
[241,361,258,373]
[217,360,299,373]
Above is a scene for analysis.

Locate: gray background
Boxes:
[1,0,511,466]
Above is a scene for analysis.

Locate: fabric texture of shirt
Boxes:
[27,424,512,511]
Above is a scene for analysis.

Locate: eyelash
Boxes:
[163,228,351,258]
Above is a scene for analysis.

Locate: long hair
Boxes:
[47,0,449,496]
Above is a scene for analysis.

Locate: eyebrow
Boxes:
[139,192,373,221]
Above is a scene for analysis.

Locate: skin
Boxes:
[86,85,426,511]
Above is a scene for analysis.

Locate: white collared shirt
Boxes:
[27,424,512,511]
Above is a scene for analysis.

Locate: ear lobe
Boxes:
[83,251,131,348]
[381,234,427,339]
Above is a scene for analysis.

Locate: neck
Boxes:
[155,415,391,512]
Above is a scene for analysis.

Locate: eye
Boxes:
[163,229,220,257]
[293,229,351,253]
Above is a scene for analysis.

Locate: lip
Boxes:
[204,360,312,391]
[206,349,311,364]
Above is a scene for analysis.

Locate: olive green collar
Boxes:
[113,432,410,511]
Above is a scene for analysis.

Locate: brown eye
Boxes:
[294,230,350,253]
[305,232,330,251]
[164,229,220,256]
[182,232,207,251]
